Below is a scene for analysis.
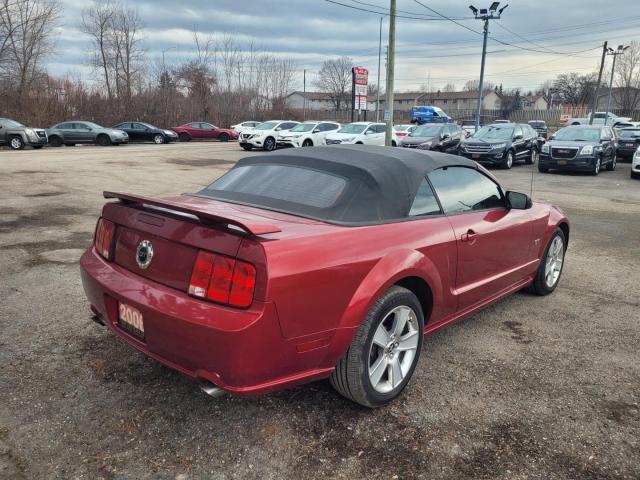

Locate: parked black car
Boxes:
[528,120,548,139]
[47,121,128,147]
[458,122,539,169]
[615,128,640,160]
[399,123,465,152]
[539,125,616,175]
[113,121,178,144]
[0,118,47,150]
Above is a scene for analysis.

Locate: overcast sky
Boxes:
[50,0,640,93]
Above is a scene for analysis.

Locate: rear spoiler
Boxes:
[103,191,282,235]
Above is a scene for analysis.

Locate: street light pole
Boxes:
[384,0,396,146]
[604,44,629,125]
[469,3,507,132]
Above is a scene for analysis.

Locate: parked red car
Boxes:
[80,146,569,407]
[171,122,238,142]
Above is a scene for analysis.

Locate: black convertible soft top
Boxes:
[195,145,479,225]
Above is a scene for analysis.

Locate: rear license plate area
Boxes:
[118,302,145,340]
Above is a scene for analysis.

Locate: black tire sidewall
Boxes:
[264,137,275,151]
[356,288,424,407]
[219,133,229,142]
[532,228,566,295]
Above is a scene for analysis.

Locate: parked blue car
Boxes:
[410,106,452,125]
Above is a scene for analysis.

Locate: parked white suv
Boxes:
[277,121,341,148]
[231,121,260,135]
[325,122,397,146]
[239,120,299,151]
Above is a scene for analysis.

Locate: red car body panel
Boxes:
[171,122,238,141]
[80,184,568,396]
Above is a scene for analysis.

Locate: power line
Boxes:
[322,0,471,21]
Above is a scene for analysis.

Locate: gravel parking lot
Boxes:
[1,143,639,479]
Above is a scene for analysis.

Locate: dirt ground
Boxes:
[1,142,639,480]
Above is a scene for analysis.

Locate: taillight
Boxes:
[94,218,115,260]
[188,251,256,308]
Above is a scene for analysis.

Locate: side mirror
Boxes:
[513,134,523,141]
[365,130,373,135]
[550,134,556,140]
[441,133,450,140]
[275,127,282,131]
[506,191,532,210]
[313,128,320,133]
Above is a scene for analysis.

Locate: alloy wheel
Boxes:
[544,236,564,288]
[154,134,164,144]
[10,137,23,149]
[368,306,419,394]
[505,151,513,169]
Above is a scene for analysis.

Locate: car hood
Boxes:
[547,140,599,148]
[326,132,365,140]
[465,138,509,146]
[401,136,436,145]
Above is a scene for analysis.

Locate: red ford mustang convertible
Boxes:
[80,146,569,407]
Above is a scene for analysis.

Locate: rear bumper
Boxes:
[80,248,334,396]
[539,154,597,171]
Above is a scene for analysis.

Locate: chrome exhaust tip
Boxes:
[197,379,226,398]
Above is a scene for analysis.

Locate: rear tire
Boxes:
[528,228,566,296]
[330,286,424,408]
[9,136,25,150]
[97,134,111,146]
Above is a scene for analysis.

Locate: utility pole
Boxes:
[303,69,307,121]
[376,15,384,122]
[469,3,507,132]
[384,0,396,146]
[604,44,629,125]
[589,41,608,125]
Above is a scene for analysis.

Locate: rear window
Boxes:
[202,164,346,209]
[618,129,640,139]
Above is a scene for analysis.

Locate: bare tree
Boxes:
[0,0,60,101]
[553,72,599,106]
[314,56,352,110]
[81,1,115,99]
[463,79,494,92]
[442,82,456,92]
[614,40,640,114]
[112,4,143,100]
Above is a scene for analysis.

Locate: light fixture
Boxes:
[489,2,500,11]
[469,5,478,15]
[498,4,508,14]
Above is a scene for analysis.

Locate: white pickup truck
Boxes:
[561,111,632,127]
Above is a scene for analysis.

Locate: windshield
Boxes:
[618,129,640,139]
[254,121,279,130]
[338,124,368,134]
[290,123,316,133]
[472,125,513,140]
[529,122,545,127]
[410,125,442,137]
[554,128,600,142]
[2,119,24,128]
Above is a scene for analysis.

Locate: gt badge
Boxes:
[136,240,154,269]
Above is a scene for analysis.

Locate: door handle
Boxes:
[461,229,478,243]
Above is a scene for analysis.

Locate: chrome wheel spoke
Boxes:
[397,331,419,352]
[392,307,410,336]
[369,355,388,387]
[372,326,390,348]
[390,358,404,388]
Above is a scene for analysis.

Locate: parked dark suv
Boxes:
[615,128,640,160]
[528,120,548,139]
[0,118,47,150]
[399,123,465,152]
[539,125,616,175]
[458,122,539,169]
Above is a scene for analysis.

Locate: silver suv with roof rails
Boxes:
[0,118,48,150]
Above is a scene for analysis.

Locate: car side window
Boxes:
[428,167,504,215]
[74,123,88,130]
[132,123,145,130]
[189,123,200,129]
[374,124,385,133]
[409,178,442,217]
[58,123,74,129]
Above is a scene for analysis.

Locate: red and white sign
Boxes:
[352,66,368,111]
